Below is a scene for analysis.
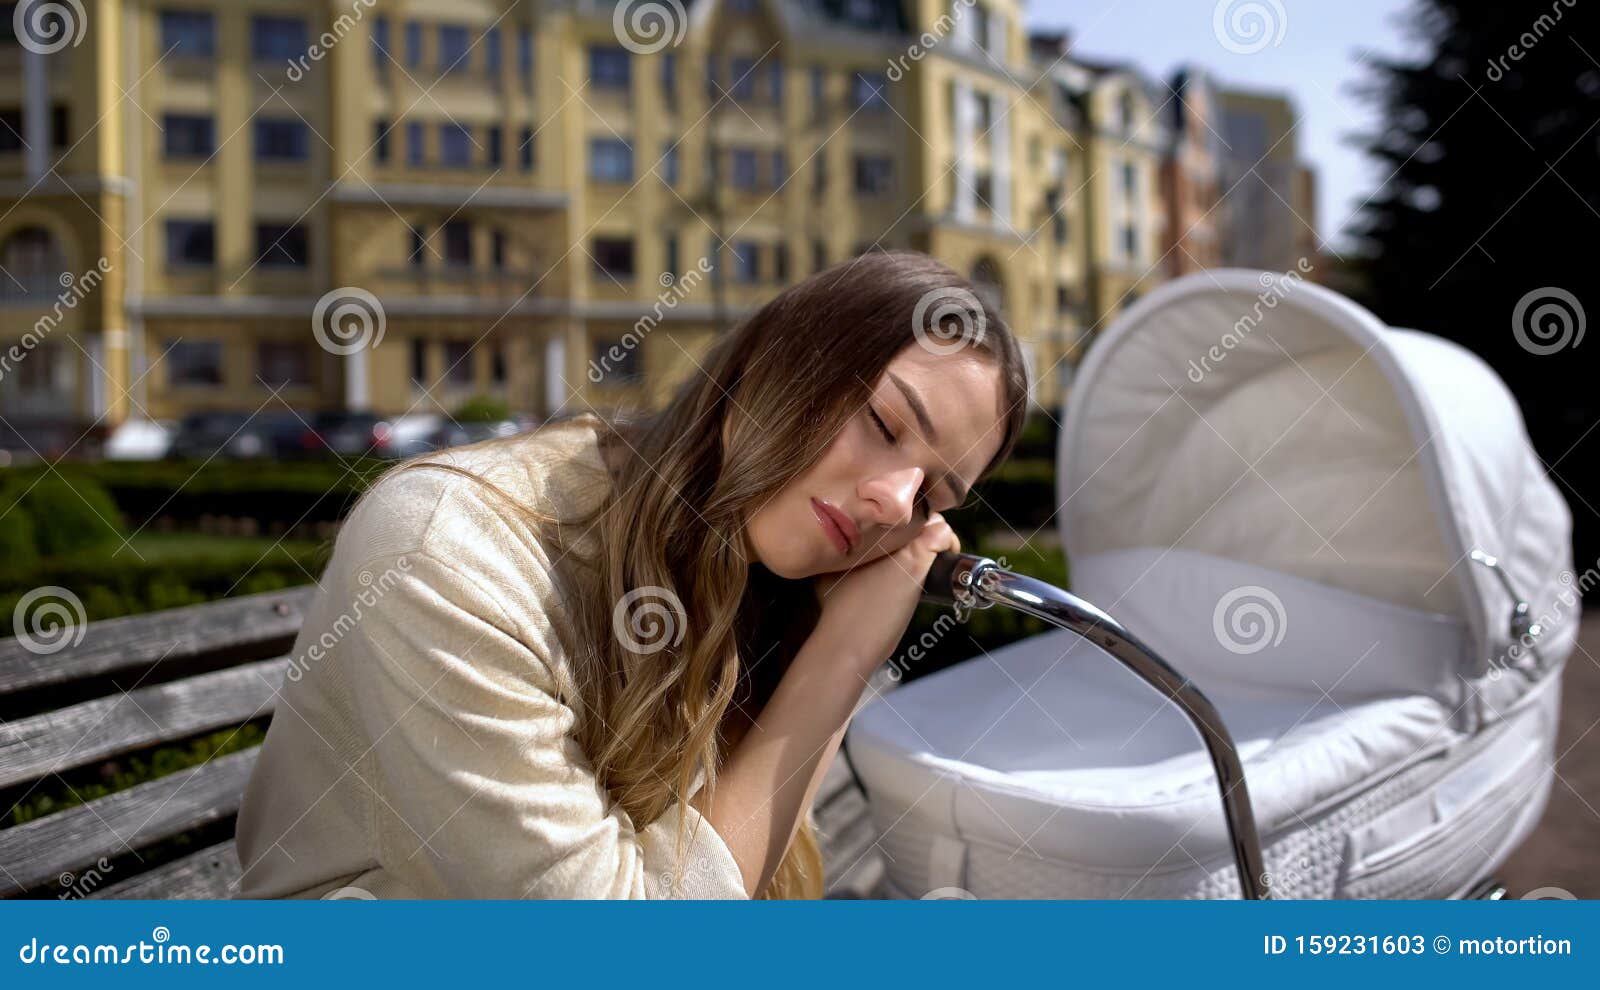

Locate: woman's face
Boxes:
[743,344,1008,579]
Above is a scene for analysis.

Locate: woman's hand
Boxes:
[809,513,960,675]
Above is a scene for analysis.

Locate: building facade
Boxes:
[0,0,1316,448]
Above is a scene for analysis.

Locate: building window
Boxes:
[491,342,507,384]
[591,336,643,383]
[438,24,469,73]
[486,125,502,167]
[812,153,827,195]
[442,220,472,266]
[518,28,533,79]
[659,142,680,186]
[732,241,760,283]
[812,239,826,273]
[254,118,309,162]
[853,154,893,195]
[664,233,678,281]
[729,56,757,101]
[371,16,389,70]
[769,62,783,105]
[250,16,307,62]
[410,338,428,385]
[165,219,215,267]
[162,114,215,158]
[491,229,507,269]
[731,148,758,190]
[850,71,888,111]
[484,26,501,75]
[0,111,20,154]
[167,339,224,386]
[810,66,825,116]
[440,122,472,167]
[444,340,474,387]
[774,241,789,282]
[409,224,428,266]
[974,171,994,210]
[160,10,215,58]
[374,119,391,163]
[519,127,535,170]
[591,237,635,281]
[588,137,633,183]
[404,22,423,69]
[257,341,311,386]
[406,122,425,166]
[589,46,630,90]
[661,53,677,107]
[1122,224,1139,261]
[255,223,309,268]
[770,148,786,188]
[975,92,994,132]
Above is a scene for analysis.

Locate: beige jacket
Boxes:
[233,415,748,899]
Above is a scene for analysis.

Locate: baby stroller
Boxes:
[845,270,1576,899]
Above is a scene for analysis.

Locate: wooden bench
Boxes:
[0,586,890,899]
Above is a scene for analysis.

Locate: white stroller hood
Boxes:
[845,271,1575,899]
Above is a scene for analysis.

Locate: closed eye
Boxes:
[868,406,931,517]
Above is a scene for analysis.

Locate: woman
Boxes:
[234,250,1028,899]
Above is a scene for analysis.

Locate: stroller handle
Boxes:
[922,552,1272,900]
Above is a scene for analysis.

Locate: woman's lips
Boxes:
[811,498,858,556]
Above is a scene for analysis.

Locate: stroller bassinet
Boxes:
[845,270,1575,899]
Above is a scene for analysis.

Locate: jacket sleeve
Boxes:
[342,538,749,899]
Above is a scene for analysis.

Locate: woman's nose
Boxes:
[861,466,923,528]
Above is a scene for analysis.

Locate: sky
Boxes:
[1025,0,1425,253]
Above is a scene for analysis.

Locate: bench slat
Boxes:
[0,658,284,789]
[0,748,258,897]
[90,841,242,900]
[0,586,313,695]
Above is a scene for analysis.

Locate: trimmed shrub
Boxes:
[14,474,126,556]
[454,394,512,423]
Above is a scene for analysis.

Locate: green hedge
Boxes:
[0,534,328,624]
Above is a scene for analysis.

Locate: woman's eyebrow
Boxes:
[886,372,970,506]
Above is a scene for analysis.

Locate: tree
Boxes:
[1348,0,1600,565]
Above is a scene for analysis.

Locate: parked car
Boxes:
[103,418,175,460]
[167,411,280,460]
[427,415,534,451]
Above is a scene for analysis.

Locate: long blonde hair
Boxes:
[387,251,1028,897]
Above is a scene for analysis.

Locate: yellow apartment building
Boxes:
[0,0,1315,448]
